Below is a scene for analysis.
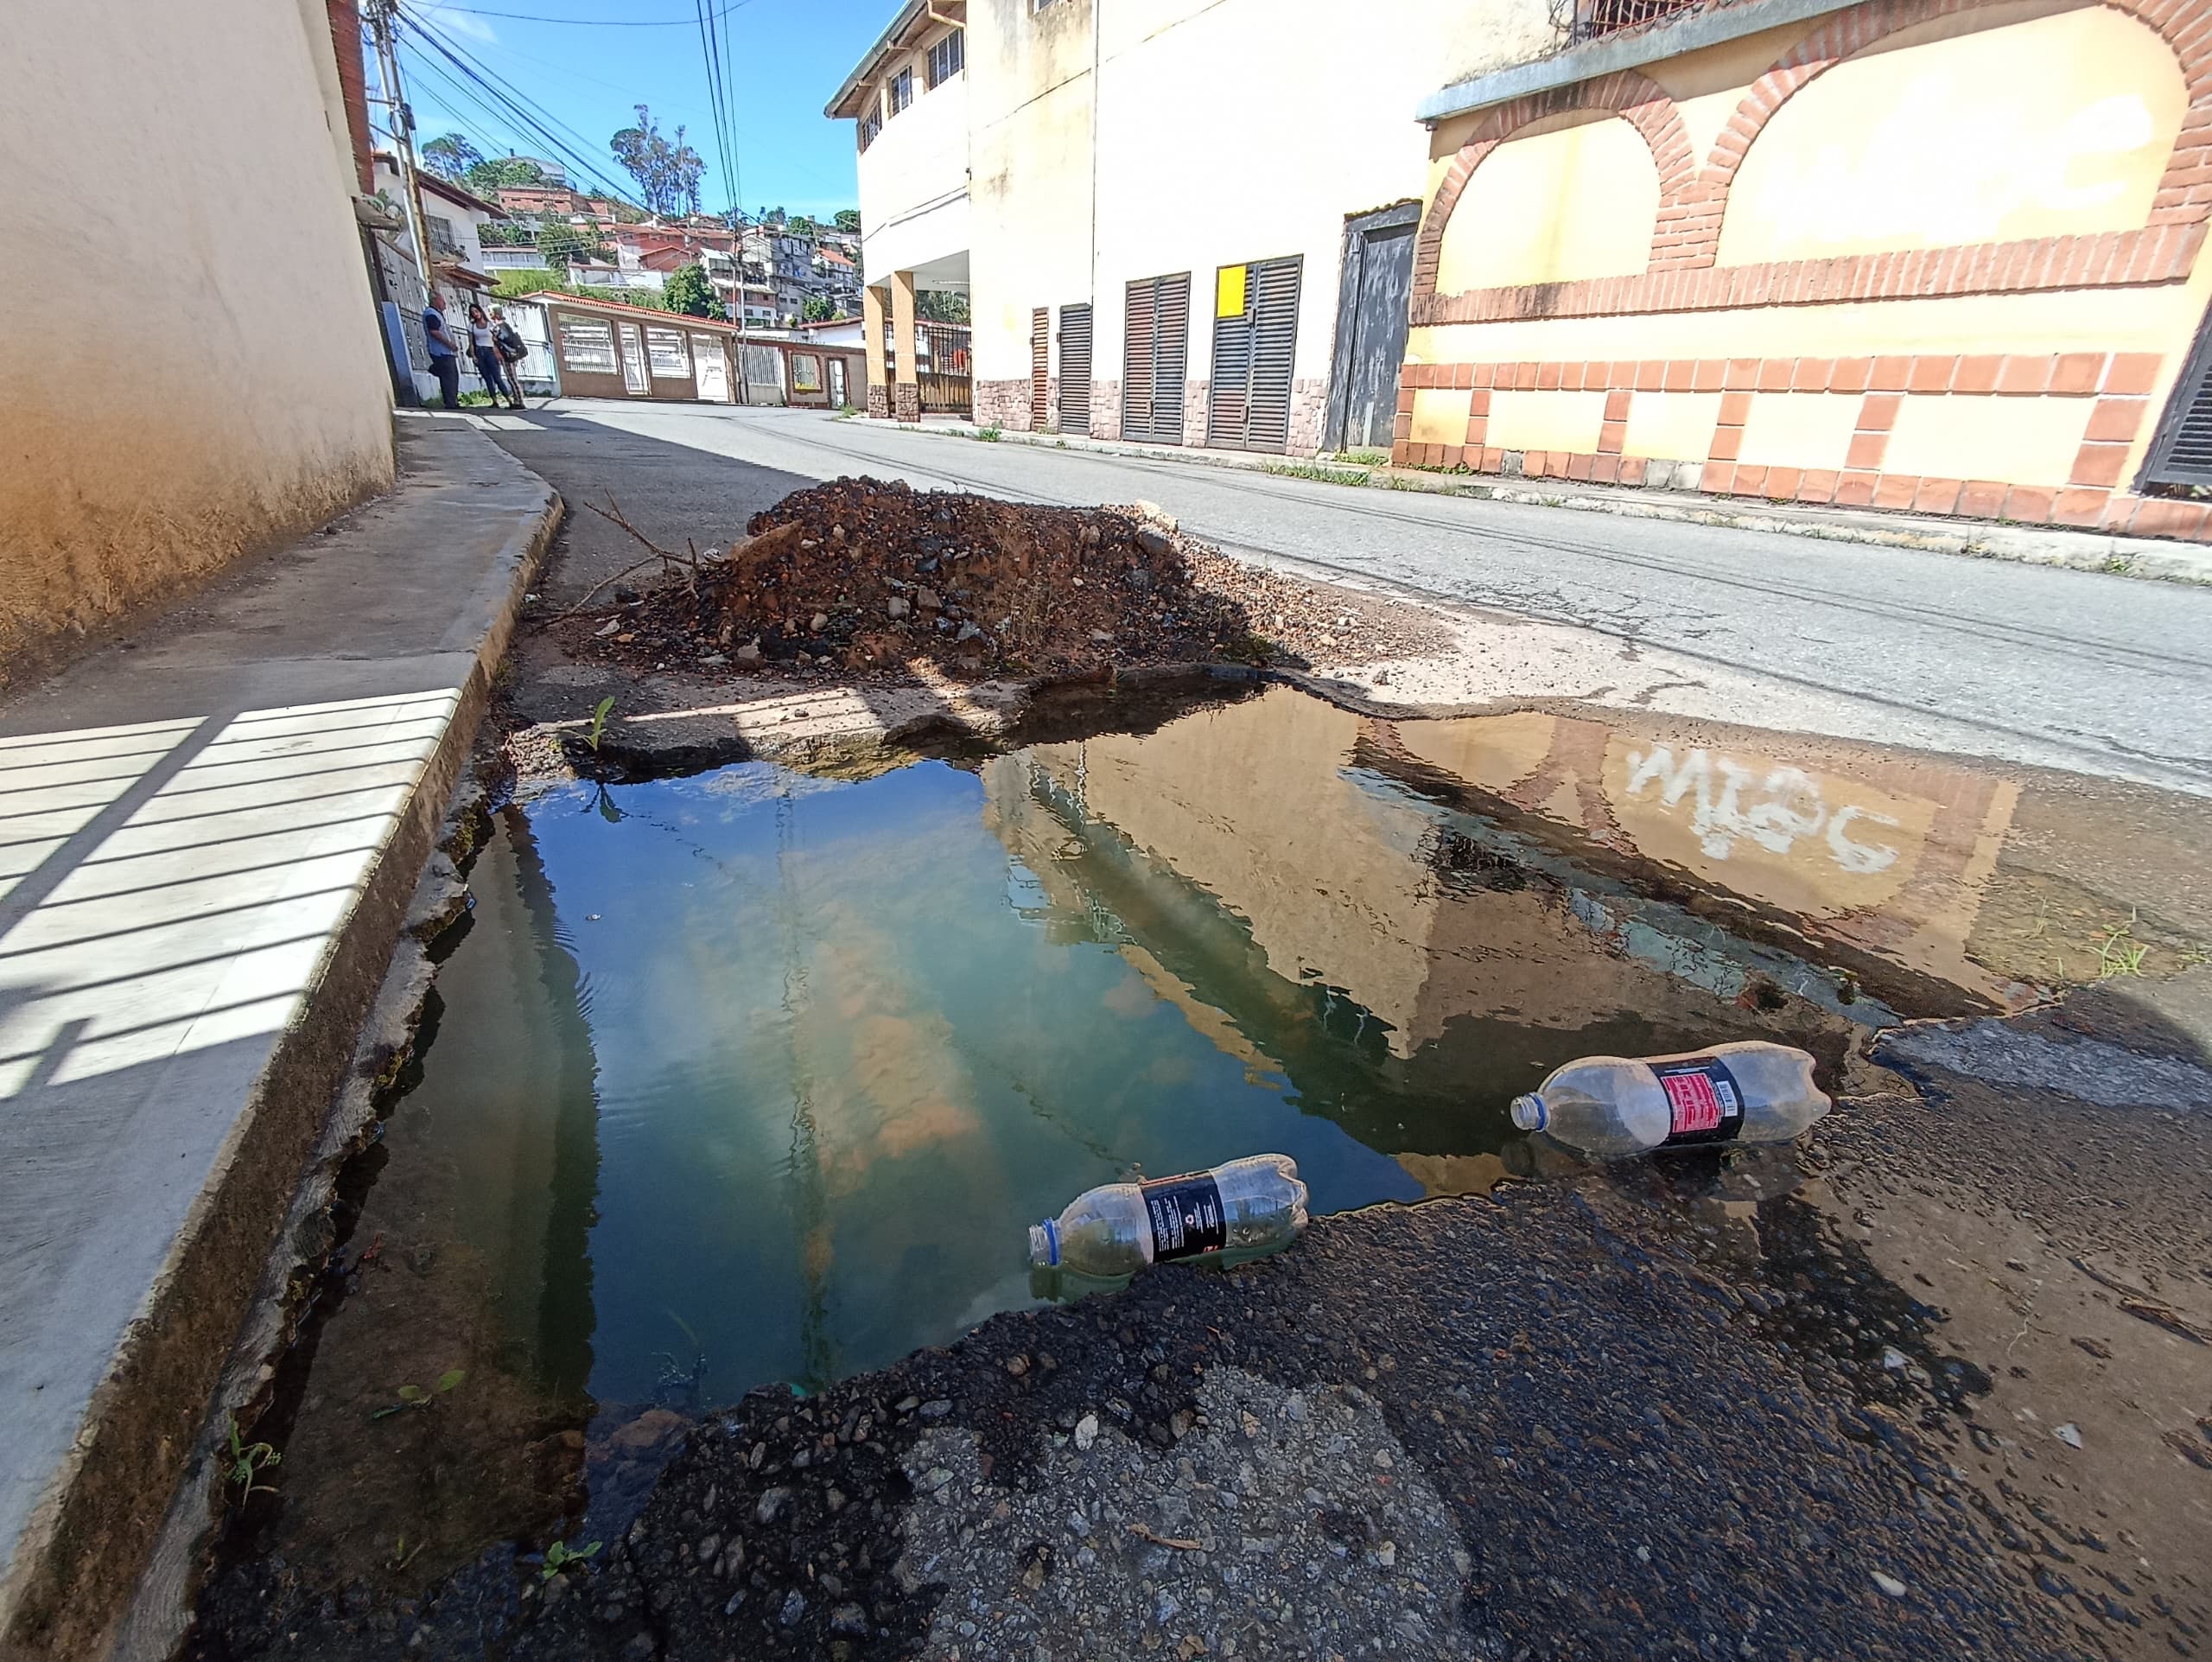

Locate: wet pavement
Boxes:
[183,681,2212,1660]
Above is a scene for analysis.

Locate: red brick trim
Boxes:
[1390,349,2210,542]
[1413,71,1697,296]
[1411,0,2212,318]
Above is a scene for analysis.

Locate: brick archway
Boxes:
[1411,70,1695,299]
[1678,0,2212,267]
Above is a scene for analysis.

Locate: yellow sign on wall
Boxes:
[1216,264,1248,320]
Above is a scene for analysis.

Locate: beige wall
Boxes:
[1401,0,2211,532]
[0,0,394,673]
[855,29,972,285]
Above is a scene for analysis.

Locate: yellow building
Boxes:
[1400,0,2212,539]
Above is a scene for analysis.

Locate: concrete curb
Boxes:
[0,421,562,1662]
[873,417,2212,587]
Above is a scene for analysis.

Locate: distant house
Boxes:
[495,181,586,220]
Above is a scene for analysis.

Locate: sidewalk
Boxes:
[0,414,559,1660]
[882,415,2212,587]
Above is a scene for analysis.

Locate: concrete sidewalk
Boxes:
[0,414,559,1660]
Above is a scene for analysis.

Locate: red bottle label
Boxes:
[1655,1057,1745,1146]
[1141,1172,1227,1261]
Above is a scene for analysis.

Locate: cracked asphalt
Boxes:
[469,401,2212,795]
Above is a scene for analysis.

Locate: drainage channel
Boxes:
[186,681,2210,1656]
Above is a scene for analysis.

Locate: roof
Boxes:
[825,0,963,118]
[373,153,508,220]
[435,261,494,289]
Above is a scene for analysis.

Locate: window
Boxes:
[887,67,913,115]
[926,29,963,87]
[791,353,823,394]
[858,105,882,151]
[645,328,692,377]
[557,318,616,374]
[424,213,460,258]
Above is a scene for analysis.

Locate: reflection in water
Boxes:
[251,684,2209,1590]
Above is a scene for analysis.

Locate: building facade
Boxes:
[1395,0,2212,541]
[830,0,1553,440]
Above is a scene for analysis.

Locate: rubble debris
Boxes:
[550,476,1440,683]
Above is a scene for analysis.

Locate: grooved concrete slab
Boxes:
[0,414,559,1660]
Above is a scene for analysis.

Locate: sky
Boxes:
[384,0,893,220]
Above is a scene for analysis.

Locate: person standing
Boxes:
[421,291,461,410]
[490,306,529,410]
[467,303,516,411]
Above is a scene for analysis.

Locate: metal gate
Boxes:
[1323,204,1418,452]
[1121,273,1190,445]
[2144,303,2212,487]
[917,322,971,415]
[1207,256,1301,453]
[1029,309,1050,428]
[1058,303,1093,436]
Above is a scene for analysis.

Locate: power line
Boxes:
[422,0,753,24]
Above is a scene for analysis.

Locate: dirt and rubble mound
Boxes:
[551,476,1443,684]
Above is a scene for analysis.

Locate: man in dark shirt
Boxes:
[421,294,461,410]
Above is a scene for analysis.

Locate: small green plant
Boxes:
[391,1535,427,1570]
[1262,460,1370,488]
[583,697,616,755]
[2095,910,2150,979]
[976,423,1003,443]
[372,1368,467,1421]
[542,1538,602,1581]
[226,1416,281,1503]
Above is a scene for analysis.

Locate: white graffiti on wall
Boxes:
[1624,747,1902,873]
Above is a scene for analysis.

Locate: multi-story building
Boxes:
[494,181,586,220]
[827,0,2212,547]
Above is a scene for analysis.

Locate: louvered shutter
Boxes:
[1122,281,1155,441]
[1248,258,1301,454]
[1152,274,1189,445]
[1030,308,1050,429]
[2145,319,2212,487]
[1058,303,1093,437]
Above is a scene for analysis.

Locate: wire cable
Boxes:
[421,0,753,24]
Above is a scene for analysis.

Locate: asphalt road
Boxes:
[486,400,2212,796]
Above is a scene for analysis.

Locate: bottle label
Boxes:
[1654,1056,1745,1146]
[1141,1172,1227,1261]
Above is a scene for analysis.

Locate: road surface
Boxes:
[479,400,2212,795]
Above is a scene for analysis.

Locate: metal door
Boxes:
[691,334,729,401]
[1323,203,1419,451]
[1120,274,1189,444]
[1207,256,1301,452]
[1058,303,1093,436]
[618,322,649,394]
[1029,308,1050,428]
[829,356,848,409]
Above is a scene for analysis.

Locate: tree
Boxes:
[535,220,606,269]
[917,290,969,323]
[463,156,550,194]
[802,296,834,322]
[421,133,483,183]
[478,220,537,248]
[664,263,716,318]
[610,105,703,218]
[833,209,861,234]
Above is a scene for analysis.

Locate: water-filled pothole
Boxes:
[210,683,2208,1608]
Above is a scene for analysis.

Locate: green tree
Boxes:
[610,105,703,217]
[663,263,717,318]
[802,296,834,322]
[421,133,483,183]
[833,209,860,234]
[535,220,606,269]
[917,290,969,323]
[464,156,550,194]
[478,220,537,248]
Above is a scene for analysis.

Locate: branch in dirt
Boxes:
[558,498,709,618]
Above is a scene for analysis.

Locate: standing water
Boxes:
[215,684,2197,1599]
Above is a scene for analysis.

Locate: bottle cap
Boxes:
[1027,1220,1058,1267]
[1510,1093,1546,1131]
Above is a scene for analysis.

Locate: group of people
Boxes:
[420,294,529,411]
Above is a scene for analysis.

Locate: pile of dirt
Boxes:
[562,477,1263,680]
[551,477,1447,685]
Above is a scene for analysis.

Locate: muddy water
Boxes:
[232,685,2209,1597]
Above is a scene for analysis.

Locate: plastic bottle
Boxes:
[1028,1155,1309,1278]
[1510,1042,1829,1158]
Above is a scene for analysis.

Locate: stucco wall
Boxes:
[1397,0,2212,541]
[856,43,972,283]
[1,0,394,674]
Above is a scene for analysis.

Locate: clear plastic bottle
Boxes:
[1028,1155,1309,1278]
[1510,1042,1829,1158]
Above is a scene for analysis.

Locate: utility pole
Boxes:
[365,0,435,313]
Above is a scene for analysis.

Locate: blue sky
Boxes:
[387,0,890,219]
